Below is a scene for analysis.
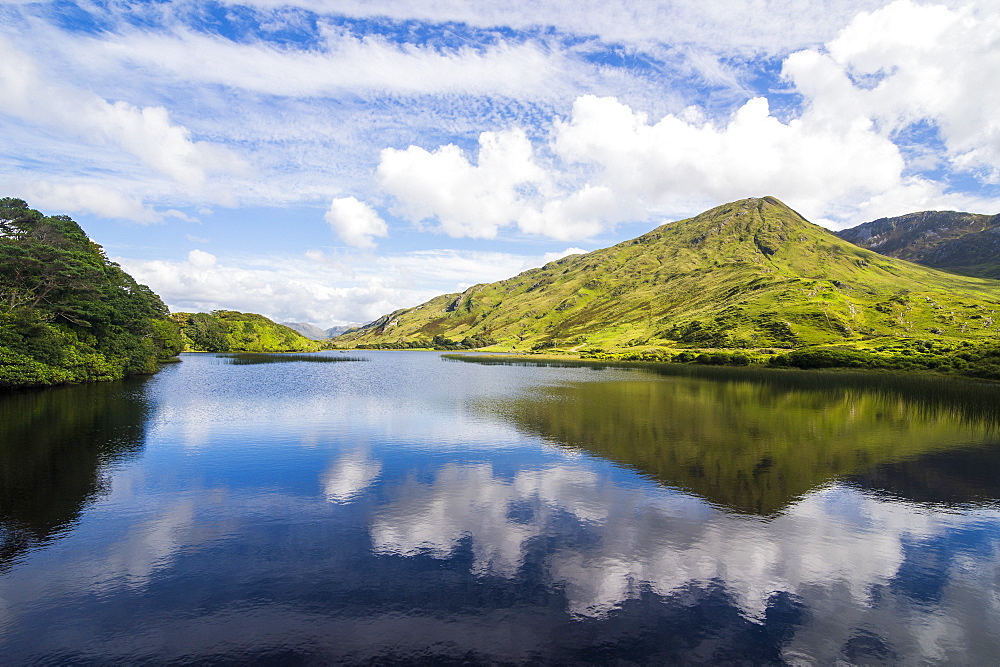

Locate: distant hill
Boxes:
[337,197,1000,352]
[325,325,353,338]
[281,322,330,340]
[1,198,183,388]
[278,323,357,340]
[173,311,321,352]
[836,210,1000,279]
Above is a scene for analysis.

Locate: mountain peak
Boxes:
[339,198,1000,352]
[632,195,824,266]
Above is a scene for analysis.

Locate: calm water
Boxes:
[1,351,999,664]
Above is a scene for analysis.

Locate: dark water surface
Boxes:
[1,351,999,663]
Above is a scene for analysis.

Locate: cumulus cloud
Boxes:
[324,197,389,248]
[377,129,548,238]
[120,249,418,325]
[552,93,906,223]
[787,0,1000,182]
[375,92,909,237]
[541,247,587,263]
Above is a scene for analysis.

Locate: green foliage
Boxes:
[762,339,1000,381]
[0,198,182,389]
[777,347,878,369]
[353,332,495,350]
[355,340,432,350]
[171,310,321,353]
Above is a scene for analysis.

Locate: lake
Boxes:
[1,351,999,663]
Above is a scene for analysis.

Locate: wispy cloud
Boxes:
[0,35,248,192]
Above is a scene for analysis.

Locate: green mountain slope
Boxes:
[338,197,1000,352]
[172,310,322,352]
[836,210,1000,279]
[1,198,184,388]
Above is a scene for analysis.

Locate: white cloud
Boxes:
[788,0,1000,182]
[187,249,218,268]
[0,34,247,200]
[9,0,999,234]
[542,247,587,263]
[8,179,160,223]
[120,250,416,325]
[324,197,389,248]
[518,185,629,241]
[118,245,586,326]
[73,25,565,99]
[375,92,910,237]
[551,93,906,224]
[222,0,892,55]
[377,128,548,238]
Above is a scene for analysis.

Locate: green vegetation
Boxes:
[1,198,184,389]
[340,197,1000,378]
[354,333,496,350]
[172,310,322,353]
[588,337,1000,381]
[448,335,1000,382]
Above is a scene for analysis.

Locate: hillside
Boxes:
[1,198,183,389]
[173,311,322,352]
[836,210,1000,279]
[337,197,1000,353]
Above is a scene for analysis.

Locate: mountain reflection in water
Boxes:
[473,362,1000,514]
[0,352,997,663]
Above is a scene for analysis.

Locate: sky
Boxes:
[3,0,1000,328]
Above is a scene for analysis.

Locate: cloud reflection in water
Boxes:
[367,458,1000,661]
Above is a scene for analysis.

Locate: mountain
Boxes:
[337,197,1000,352]
[281,322,330,340]
[172,311,321,352]
[1,198,183,388]
[836,210,1000,279]
[278,323,357,340]
[325,325,353,338]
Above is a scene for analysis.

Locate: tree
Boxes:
[0,198,182,388]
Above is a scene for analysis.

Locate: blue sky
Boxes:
[2,0,999,327]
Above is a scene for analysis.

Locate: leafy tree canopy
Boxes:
[0,198,183,388]
[172,310,321,353]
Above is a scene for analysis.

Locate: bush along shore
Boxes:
[448,337,1000,382]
